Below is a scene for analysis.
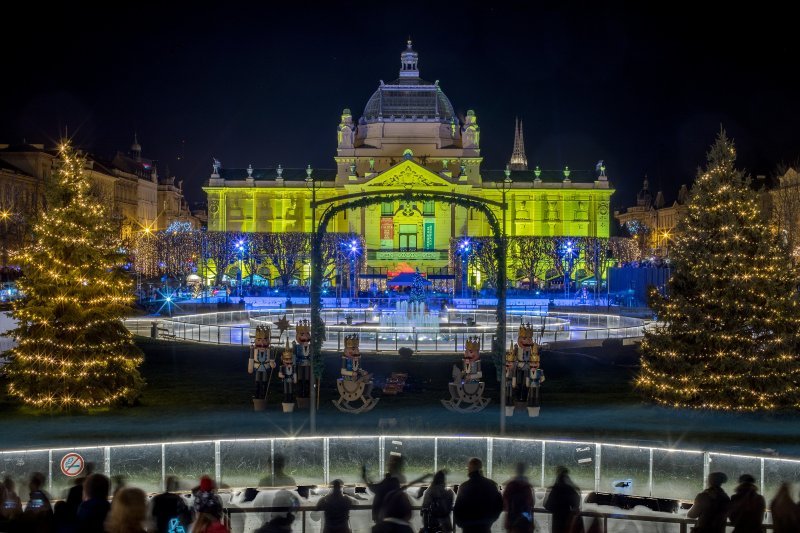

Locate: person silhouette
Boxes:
[259,454,297,488]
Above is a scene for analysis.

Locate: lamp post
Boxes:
[496,167,513,436]
[306,164,322,287]
[457,238,472,299]
[495,165,513,295]
[345,239,360,302]
[0,209,10,283]
[235,239,245,300]
[561,240,576,300]
[500,165,513,237]
[305,164,323,434]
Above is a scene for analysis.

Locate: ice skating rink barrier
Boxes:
[2,436,797,503]
[125,309,646,349]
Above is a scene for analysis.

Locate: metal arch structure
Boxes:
[309,189,507,377]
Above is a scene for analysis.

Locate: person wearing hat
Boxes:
[192,475,225,529]
[728,474,765,533]
[314,479,355,533]
[687,472,730,533]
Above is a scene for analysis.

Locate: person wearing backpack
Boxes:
[503,463,535,533]
[687,472,730,533]
[420,470,455,533]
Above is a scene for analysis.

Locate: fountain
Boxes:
[378,300,440,331]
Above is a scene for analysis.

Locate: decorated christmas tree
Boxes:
[5,143,144,410]
[408,267,426,304]
[637,131,800,410]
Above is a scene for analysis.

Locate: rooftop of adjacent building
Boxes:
[0,136,186,187]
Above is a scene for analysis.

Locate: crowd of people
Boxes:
[2,458,800,533]
[686,471,800,533]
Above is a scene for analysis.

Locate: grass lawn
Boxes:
[1,339,799,458]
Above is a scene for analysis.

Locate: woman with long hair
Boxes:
[106,487,148,533]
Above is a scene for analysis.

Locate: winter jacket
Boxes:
[503,477,535,533]
[315,491,354,533]
[421,484,455,532]
[687,486,730,533]
[366,474,405,522]
[75,497,110,533]
[452,471,503,533]
[728,482,765,533]
[543,479,581,533]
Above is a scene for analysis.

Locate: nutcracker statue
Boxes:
[293,320,312,408]
[505,323,545,417]
[442,336,490,413]
[248,325,273,409]
[332,334,379,414]
[277,339,297,413]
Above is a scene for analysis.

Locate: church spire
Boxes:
[509,117,528,171]
[131,132,142,162]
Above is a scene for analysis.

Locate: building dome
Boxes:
[362,40,456,124]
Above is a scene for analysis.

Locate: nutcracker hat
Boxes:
[281,339,294,363]
[505,344,516,363]
[344,334,360,349]
[465,336,480,351]
[255,325,271,341]
[518,323,534,336]
[295,319,311,334]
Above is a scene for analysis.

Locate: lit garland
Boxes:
[4,142,145,411]
[636,131,800,411]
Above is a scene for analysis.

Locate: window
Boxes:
[423,200,435,216]
[399,224,417,251]
[381,202,394,216]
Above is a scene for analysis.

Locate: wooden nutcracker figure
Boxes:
[293,320,312,408]
[505,323,545,417]
[278,339,297,413]
[442,336,490,413]
[332,334,378,413]
[248,325,272,400]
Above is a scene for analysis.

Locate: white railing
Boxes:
[125,309,645,349]
[2,436,796,505]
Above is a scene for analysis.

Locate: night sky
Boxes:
[2,4,797,208]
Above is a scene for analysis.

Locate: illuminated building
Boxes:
[614,177,688,258]
[0,138,199,240]
[204,41,614,286]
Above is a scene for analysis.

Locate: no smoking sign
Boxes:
[60,453,85,477]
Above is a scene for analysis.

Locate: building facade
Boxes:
[614,178,689,258]
[204,42,614,286]
[0,138,198,245]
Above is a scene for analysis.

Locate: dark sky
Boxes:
[2,3,798,207]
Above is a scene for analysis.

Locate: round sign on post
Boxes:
[60,453,85,477]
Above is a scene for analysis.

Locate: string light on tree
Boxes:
[637,130,800,411]
[5,142,144,410]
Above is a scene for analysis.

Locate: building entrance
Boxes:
[398,224,418,250]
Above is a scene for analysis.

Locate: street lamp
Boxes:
[662,230,671,257]
[0,209,11,283]
[306,164,323,287]
[457,238,472,299]
[499,165,513,237]
[560,240,577,300]
[235,239,245,300]
[344,239,360,301]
